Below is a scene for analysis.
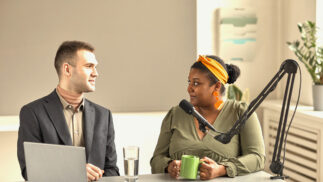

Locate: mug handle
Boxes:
[198,160,205,170]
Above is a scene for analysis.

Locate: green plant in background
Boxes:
[227,84,250,103]
[227,84,243,101]
[287,21,323,85]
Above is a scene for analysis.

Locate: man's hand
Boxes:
[86,163,104,181]
[199,157,226,180]
[167,160,181,179]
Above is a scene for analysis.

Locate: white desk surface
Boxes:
[99,171,285,182]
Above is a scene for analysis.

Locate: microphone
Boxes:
[179,99,216,132]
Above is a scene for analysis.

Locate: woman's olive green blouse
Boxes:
[150,100,265,177]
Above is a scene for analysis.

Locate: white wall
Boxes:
[317,0,323,46]
[0,131,22,182]
[197,0,317,107]
[197,0,280,103]
[0,0,196,115]
[278,0,316,105]
[113,112,166,175]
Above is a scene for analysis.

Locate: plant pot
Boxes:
[313,84,323,111]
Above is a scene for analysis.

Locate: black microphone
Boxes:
[179,99,216,132]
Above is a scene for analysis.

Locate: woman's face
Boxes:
[187,68,218,107]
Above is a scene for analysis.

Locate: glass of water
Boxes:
[123,146,139,181]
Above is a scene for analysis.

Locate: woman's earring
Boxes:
[213,91,224,110]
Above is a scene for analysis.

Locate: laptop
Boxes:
[24,142,87,182]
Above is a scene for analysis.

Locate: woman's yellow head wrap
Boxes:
[197,55,228,85]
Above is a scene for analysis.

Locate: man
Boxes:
[17,41,119,181]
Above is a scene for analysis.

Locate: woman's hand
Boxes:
[167,160,181,179]
[199,157,226,180]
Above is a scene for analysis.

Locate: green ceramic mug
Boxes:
[180,155,200,179]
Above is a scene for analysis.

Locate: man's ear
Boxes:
[62,63,71,77]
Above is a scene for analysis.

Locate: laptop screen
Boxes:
[24,142,87,182]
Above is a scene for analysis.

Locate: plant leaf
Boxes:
[286,20,322,84]
[297,23,303,33]
[227,84,243,101]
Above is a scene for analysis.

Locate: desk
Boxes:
[99,171,284,182]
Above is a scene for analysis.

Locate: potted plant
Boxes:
[287,20,323,111]
[227,84,249,103]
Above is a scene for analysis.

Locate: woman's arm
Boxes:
[150,108,174,173]
[219,103,266,177]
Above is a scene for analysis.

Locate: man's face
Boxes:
[69,50,98,94]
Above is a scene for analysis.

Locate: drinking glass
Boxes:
[123,146,139,181]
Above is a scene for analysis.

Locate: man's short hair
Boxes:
[54,41,94,76]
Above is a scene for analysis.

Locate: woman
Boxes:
[150,55,265,180]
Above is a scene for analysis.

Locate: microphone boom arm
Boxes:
[214,59,298,180]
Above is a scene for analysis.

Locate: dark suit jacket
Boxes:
[17,90,119,180]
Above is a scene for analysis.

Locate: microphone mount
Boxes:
[213,59,299,180]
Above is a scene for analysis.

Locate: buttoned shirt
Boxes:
[56,89,85,147]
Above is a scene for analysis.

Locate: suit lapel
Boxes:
[84,99,95,159]
[44,90,73,145]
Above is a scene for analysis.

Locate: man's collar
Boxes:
[56,88,84,111]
